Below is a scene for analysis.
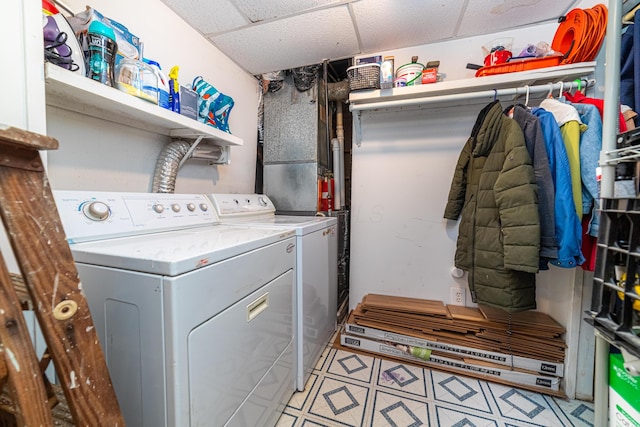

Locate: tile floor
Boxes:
[277,341,594,427]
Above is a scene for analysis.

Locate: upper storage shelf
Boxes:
[348,62,597,111]
[44,63,242,147]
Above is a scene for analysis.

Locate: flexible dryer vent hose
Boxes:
[152,140,192,193]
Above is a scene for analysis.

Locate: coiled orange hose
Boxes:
[552,4,608,65]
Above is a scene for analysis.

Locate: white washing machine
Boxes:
[208,193,337,391]
[54,190,297,427]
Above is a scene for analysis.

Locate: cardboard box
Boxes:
[609,353,640,426]
[624,109,637,131]
[340,332,561,392]
[344,321,564,377]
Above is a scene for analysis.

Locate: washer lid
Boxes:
[69,224,295,276]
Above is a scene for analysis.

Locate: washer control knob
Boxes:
[153,204,165,214]
[258,196,268,206]
[200,203,209,211]
[171,203,181,213]
[83,201,110,221]
[187,203,196,212]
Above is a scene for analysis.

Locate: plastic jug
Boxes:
[144,59,170,109]
[115,58,158,104]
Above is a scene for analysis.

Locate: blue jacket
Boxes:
[532,108,585,268]
[570,102,602,237]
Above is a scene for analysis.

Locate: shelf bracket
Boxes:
[173,135,230,165]
[178,135,204,168]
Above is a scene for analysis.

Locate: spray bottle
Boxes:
[168,65,181,113]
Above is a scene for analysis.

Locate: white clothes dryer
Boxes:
[54,190,297,427]
[209,193,337,391]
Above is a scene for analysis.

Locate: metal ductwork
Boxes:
[152,140,192,193]
[152,139,229,193]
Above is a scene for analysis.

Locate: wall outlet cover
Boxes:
[451,287,465,305]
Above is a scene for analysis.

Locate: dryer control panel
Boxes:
[209,193,276,219]
[54,190,218,243]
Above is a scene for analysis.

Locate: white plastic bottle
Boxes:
[144,59,170,109]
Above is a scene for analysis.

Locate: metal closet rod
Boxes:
[350,78,596,112]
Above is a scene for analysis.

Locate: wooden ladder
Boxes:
[0,125,124,426]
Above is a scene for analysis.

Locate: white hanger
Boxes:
[557,81,564,98]
[546,83,554,98]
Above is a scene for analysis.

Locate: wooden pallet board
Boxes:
[351,294,567,364]
[353,313,565,362]
[479,305,566,334]
[361,293,450,317]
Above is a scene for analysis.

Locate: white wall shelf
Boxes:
[349,62,596,111]
[44,63,243,147]
[348,61,596,147]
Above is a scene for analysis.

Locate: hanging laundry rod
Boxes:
[349,78,596,112]
[350,78,596,146]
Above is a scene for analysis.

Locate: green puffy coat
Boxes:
[443,101,540,313]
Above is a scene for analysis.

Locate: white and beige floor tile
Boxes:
[278,343,594,427]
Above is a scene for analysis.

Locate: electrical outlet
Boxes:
[451,287,465,306]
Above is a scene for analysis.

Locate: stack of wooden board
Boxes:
[338,294,567,396]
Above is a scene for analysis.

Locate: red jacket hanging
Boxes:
[563,91,628,132]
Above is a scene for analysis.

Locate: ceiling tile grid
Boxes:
[352,0,466,53]
[210,5,359,74]
[162,0,248,35]
[456,0,580,38]
[161,0,583,75]
[232,0,344,24]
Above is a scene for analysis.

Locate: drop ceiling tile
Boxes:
[232,0,343,23]
[352,0,466,52]
[211,6,359,75]
[456,0,579,38]
[161,0,249,34]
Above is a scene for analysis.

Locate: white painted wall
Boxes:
[45,0,259,194]
[1,0,47,272]
[1,0,57,381]
[349,0,603,400]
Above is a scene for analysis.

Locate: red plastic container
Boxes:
[475,55,562,77]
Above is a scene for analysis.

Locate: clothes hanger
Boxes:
[557,81,564,99]
[524,85,530,108]
[546,83,554,99]
[556,81,567,102]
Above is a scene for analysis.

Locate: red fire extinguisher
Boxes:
[319,174,334,212]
